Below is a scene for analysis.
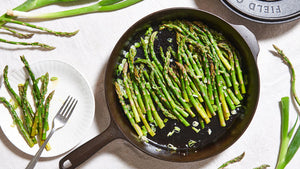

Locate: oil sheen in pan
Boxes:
[115,21,247,153]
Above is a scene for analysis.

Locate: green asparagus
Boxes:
[114,20,246,142]
[1,55,56,151]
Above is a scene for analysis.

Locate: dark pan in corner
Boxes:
[59,8,260,169]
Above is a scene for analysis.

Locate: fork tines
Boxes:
[59,96,78,120]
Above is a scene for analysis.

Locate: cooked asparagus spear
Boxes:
[0,97,35,147]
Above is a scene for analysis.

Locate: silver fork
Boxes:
[26,96,78,169]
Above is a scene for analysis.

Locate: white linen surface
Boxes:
[0,0,299,168]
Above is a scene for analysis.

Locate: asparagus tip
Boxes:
[272,44,281,53]
[59,30,79,37]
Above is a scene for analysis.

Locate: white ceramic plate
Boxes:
[0,60,95,157]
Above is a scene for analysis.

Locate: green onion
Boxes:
[140,136,149,143]
[207,128,212,135]
[192,127,200,133]
[174,126,180,133]
[134,42,141,48]
[116,59,127,76]
[0,0,142,49]
[167,126,181,137]
[141,126,147,136]
[167,144,177,151]
[188,140,196,147]
[7,0,143,19]
[192,121,199,127]
[99,0,123,6]
[167,130,174,137]
[50,77,58,81]
[276,97,299,169]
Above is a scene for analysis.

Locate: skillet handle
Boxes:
[231,24,260,61]
[59,121,123,169]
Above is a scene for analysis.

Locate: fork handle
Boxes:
[26,129,55,169]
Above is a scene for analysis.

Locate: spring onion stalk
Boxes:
[0,0,82,27]
[7,0,143,19]
[276,97,300,169]
[13,0,81,12]
[9,0,123,13]
[0,0,142,49]
[99,0,123,6]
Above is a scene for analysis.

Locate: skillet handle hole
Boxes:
[62,159,72,169]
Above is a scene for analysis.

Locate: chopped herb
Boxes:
[141,126,147,136]
[140,136,149,143]
[207,128,212,135]
[134,42,141,48]
[150,123,156,132]
[10,122,16,128]
[50,77,58,81]
[167,38,173,43]
[192,121,199,127]
[231,109,237,115]
[174,126,180,133]
[122,50,128,58]
[188,140,197,147]
[192,127,201,133]
[145,27,153,36]
[167,130,174,137]
[164,118,168,123]
[9,99,18,109]
[116,59,127,76]
[167,144,177,151]
[167,126,181,137]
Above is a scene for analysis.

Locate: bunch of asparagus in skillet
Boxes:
[0,56,55,150]
[114,20,246,138]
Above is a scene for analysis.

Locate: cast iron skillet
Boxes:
[59,8,260,169]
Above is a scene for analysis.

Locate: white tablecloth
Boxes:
[0,0,300,168]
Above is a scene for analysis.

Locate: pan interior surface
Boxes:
[105,8,259,162]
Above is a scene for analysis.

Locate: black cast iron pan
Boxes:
[59,8,260,169]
